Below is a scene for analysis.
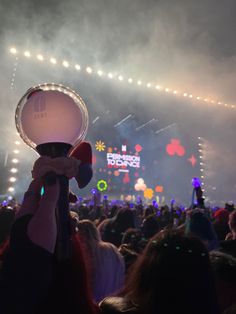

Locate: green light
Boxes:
[97,180,108,192]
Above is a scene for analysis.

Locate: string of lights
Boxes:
[198,137,206,195]
[9,47,235,110]
[7,136,20,194]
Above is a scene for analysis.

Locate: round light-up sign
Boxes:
[15,83,88,149]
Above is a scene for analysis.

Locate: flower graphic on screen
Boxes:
[166,139,185,156]
[95,140,106,152]
[144,188,154,199]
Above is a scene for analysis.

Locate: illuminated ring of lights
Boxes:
[97,180,108,192]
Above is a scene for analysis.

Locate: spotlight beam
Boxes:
[155,123,176,134]
[136,118,157,131]
[92,116,100,124]
[114,114,132,127]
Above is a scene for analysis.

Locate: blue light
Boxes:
[192,177,201,188]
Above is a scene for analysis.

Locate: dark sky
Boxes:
[0,0,236,103]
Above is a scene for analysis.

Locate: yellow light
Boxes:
[9,177,17,183]
[97,70,103,76]
[75,64,81,70]
[13,149,20,154]
[10,168,18,173]
[8,187,15,192]
[137,80,142,85]
[10,47,17,54]
[173,90,178,94]
[204,98,208,102]
[231,105,235,108]
[183,93,188,97]
[86,67,92,74]
[118,75,123,81]
[201,175,204,179]
[37,54,44,61]
[128,78,133,83]
[50,57,57,64]
[196,96,200,100]
[108,73,113,79]
[224,103,228,107]
[189,94,193,98]
[12,158,19,164]
[218,102,222,105]
[24,51,31,57]
[155,85,160,90]
[62,60,69,67]
[147,83,151,88]
[211,100,215,104]
[14,141,20,145]
[165,88,169,92]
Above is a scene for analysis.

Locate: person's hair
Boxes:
[123,232,219,314]
[78,219,101,242]
[186,211,218,250]
[210,251,236,312]
[229,210,236,233]
[141,215,160,239]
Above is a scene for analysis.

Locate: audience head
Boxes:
[141,215,160,239]
[210,251,236,312]
[228,210,236,235]
[186,211,218,250]
[124,232,219,314]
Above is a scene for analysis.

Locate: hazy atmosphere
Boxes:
[0,0,235,204]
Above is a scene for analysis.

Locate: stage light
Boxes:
[224,103,228,107]
[137,80,142,85]
[14,141,20,145]
[9,177,17,182]
[155,85,160,90]
[13,149,19,154]
[201,175,204,179]
[147,83,151,88]
[75,64,81,70]
[165,88,169,92]
[128,78,133,83]
[204,98,208,102]
[108,73,113,79]
[200,162,204,165]
[10,168,18,173]
[8,187,15,192]
[189,94,193,98]
[231,105,235,108]
[24,51,31,57]
[200,169,204,172]
[173,90,178,94]
[50,57,57,64]
[62,60,69,67]
[183,93,188,97]
[218,102,222,105]
[97,70,103,76]
[211,100,215,104]
[118,75,123,81]
[198,137,201,140]
[86,67,92,74]
[198,143,202,146]
[199,156,203,159]
[10,47,17,54]
[12,158,19,163]
[196,96,200,100]
[37,54,44,61]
